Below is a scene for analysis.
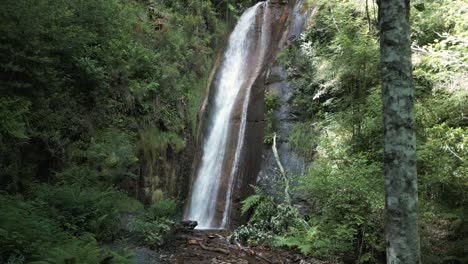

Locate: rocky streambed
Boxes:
[150,229,336,264]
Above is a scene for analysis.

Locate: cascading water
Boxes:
[221,1,271,228]
[186,1,271,229]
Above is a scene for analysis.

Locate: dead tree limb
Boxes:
[272,133,291,204]
[198,242,230,255]
[234,240,273,264]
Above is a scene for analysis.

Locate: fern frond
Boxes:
[241,194,261,214]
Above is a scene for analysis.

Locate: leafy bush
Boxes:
[0,194,63,262]
[129,218,173,248]
[31,235,132,264]
[128,197,177,248]
[289,123,318,161]
[0,193,132,263]
[31,184,139,241]
[296,138,385,260]
[264,92,280,144]
[231,193,303,246]
[146,198,178,220]
[275,225,332,257]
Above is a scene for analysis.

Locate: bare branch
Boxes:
[272,133,291,204]
[444,145,464,162]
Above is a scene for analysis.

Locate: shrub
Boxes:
[31,184,137,241]
[264,92,280,144]
[129,218,173,248]
[0,194,63,262]
[230,193,303,246]
[146,198,178,220]
[31,235,132,264]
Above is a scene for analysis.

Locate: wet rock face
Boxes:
[228,0,316,226]
[227,2,292,227]
[258,64,306,195]
[256,0,317,202]
[185,0,316,228]
[224,0,316,227]
[255,0,318,203]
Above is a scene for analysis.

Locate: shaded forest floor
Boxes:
[151,230,337,264]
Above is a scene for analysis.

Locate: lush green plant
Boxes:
[0,194,63,262]
[128,197,177,248]
[264,92,280,144]
[146,198,178,220]
[31,235,132,264]
[297,132,385,260]
[129,218,173,248]
[275,225,332,257]
[0,0,225,259]
[30,184,140,241]
[231,192,303,246]
[270,0,467,261]
[0,193,133,263]
[289,123,318,161]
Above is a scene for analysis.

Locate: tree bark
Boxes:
[366,0,372,34]
[378,0,421,263]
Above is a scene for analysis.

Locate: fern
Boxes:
[241,194,262,214]
[274,226,332,256]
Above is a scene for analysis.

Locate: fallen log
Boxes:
[234,240,273,264]
[199,242,230,255]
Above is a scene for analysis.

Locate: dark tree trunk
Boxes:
[378,0,421,263]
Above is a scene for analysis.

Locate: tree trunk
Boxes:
[366,0,372,34]
[378,1,421,263]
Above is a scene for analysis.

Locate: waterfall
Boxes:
[186,1,271,229]
[221,0,271,228]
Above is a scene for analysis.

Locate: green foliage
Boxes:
[128,197,177,248]
[0,0,224,190]
[0,97,30,141]
[264,92,280,144]
[0,0,225,259]
[129,218,173,248]
[231,192,303,246]
[31,184,142,241]
[0,193,133,263]
[269,0,467,262]
[275,225,332,257]
[146,198,178,220]
[281,0,380,123]
[241,194,262,214]
[289,123,318,161]
[0,194,64,262]
[296,131,385,259]
[31,235,132,264]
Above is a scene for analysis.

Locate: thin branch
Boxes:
[272,133,291,204]
[411,44,428,53]
[444,145,464,162]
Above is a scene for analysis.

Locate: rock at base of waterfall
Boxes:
[177,220,198,231]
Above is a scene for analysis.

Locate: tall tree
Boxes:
[378,0,421,263]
